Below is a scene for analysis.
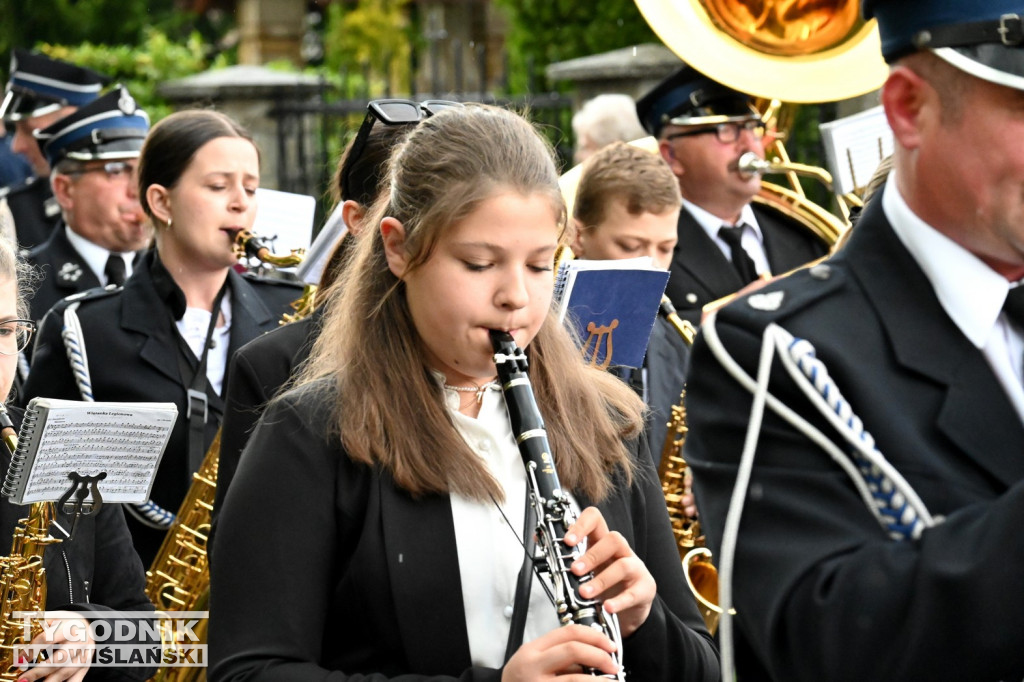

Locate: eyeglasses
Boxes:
[341,99,463,199]
[67,161,137,182]
[665,120,766,145]
[0,319,36,356]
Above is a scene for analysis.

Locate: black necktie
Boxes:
[1004,285,1024,380]
[104,253,127,286]
[718,225,758,285]
[1004,285,1024,328]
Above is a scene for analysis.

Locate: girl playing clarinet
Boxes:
[209,103,718,681]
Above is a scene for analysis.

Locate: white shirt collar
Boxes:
[681,197,763,242]
[881,178,1008,348]
[64,225,133,285]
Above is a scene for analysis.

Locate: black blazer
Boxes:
[684,193,1024,681]
[20,250,303,565]
[209,309,322,557]
[664,202,828,326]
[643,316,690,466]
[25,222,103,324]
[209,380,720,681]
[4,175,59,252]
[0,406,156,681]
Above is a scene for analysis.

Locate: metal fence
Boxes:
[266,47,575,231]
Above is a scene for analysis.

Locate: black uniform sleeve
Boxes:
[615,436,719,682]
[20,304,83,408]
[685,312,1024,682]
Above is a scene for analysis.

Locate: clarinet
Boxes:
[489,330,625,680]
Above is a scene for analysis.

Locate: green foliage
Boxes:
[0,0,181,75]
[494,0,658,93]
[322,0,415,96]
[34,29,229,123]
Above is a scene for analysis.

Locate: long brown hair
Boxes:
[300,104,644,503]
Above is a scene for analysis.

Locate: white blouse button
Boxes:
[503,604,514,619]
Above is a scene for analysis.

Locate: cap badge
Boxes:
[118,89,137,115]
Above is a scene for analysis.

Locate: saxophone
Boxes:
[0,406,60,680]
[144,432,218,682]
[655,297,731,635]
[145,233,311,682]
[490,330,625,681]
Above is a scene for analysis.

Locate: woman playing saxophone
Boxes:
[209,103,718,681]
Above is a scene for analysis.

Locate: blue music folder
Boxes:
[554,258,670,369]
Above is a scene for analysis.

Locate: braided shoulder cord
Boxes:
[702,317,939,682]
[61,303,175,529]
[775,328,934,541]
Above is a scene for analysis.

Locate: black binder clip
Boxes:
[57,472,106,539]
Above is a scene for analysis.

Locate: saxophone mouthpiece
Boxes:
[659,294,678,319]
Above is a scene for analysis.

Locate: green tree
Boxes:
[494,0,658,93]
[322,0,416,96]
[35,29,229,122]
[0,0,185,77]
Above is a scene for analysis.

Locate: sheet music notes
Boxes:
[819,105,894,195]
[2,398,177,505]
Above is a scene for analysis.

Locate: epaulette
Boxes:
[62,283,123,305]
[722,260,849,324]
[240,271,305,289]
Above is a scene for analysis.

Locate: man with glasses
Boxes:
[25,86,151,325]
[636,66,828,325]
[0,49,110,251]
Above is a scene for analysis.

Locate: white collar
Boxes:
[882,179,1008,348]
[681,197,763,243]
[64,225,132,284]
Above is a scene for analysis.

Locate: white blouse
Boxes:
[443,381,569,669]
[175,296,232,395]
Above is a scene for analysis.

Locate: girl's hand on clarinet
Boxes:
[501,624,620,681]
[565,506,655,637]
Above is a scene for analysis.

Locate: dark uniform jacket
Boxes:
[209,379,720,681]
[664,202,828,326]
[20,250,302,565]
[616,317,690,468]
[683,192,1024,681]
[25,222,103,323]
[1,405,156,681]
[2,176,60,252]
[209,308,322,557]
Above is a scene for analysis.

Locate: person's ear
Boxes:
[380,216,408,278]
[146,184,172,226]
[659,139,684,176]
[570,218,588,257]
[341,199,366,236]
[50,173,75,211]
[883,65,931,151]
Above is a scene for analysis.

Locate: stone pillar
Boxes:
[158,66,324,192]
[545,44,683,110]
[237,0,306,67]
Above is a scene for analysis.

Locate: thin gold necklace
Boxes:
[443,380,499,404]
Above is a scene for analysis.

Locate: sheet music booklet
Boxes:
[819,105,894,195]
[554,257,670,369]
[2,398,177,505]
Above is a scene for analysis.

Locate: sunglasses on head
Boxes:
[341,99,463,200]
